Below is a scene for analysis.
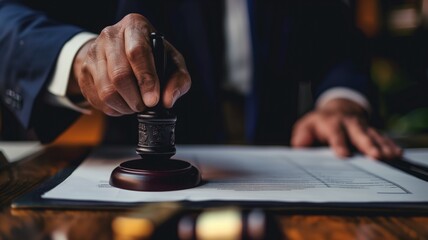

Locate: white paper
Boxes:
[0,141,44,163]
[42,146,428,203]
[404,148,428,168]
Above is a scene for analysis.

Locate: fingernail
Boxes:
[171,89,181,106]
[143,92,158,107]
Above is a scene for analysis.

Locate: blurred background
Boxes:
[1,0,427,148]
[352,0,428,146]
[38,0,428,146]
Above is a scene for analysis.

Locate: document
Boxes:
[404,148,428,168]
[43,146,428,203]
[0,141,43,163]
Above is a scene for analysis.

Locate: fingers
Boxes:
[344,118,402,160]
[343,118,381,159]
[291,114,317,148]
[123,18,159,107]
[105,30,145,112]
[79,59,121,116]
[366,128,403,160]
[323,118,349,157]
[292,113,350,158]
[75,13,191,116]
[384,135,403,158]
[95,55,134,114]
[291,107,403,160]
[162,41,191,108]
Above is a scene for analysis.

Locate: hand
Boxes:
[291,99,402,160]
[69,14,191,116]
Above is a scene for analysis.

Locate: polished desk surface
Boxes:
[1,144,428,240]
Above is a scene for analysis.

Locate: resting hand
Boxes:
[291,99,402,160]
[69,13,191,116]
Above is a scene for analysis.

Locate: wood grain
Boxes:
[0,145,427,240]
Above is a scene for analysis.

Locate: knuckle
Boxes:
[123,13,138,22]
[88,41,96,54]
[98,85,117,103]
[124,13,147,23]
[79,68,92,85]
[100,26,117,40]
[86,42,98,61]
[81,62,91,75]
[126,44,147,63]
[123,14,152,33]
[111,67,133,86]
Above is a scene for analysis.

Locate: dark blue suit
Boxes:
[0,0,373,144]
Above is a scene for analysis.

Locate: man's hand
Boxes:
[69,14,191,116]
[291,99,402,160]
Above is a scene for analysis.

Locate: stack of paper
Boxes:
[42,146,428,204]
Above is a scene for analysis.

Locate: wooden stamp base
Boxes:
[109,158,201,191]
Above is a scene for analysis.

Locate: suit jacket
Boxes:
[0,0,373,144]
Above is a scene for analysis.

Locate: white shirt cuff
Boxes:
[316,87,371,112]
[46,32,97,114]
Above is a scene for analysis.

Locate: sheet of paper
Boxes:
[43,146,428,203]
[404,148,428,168]
[0,141,44,163]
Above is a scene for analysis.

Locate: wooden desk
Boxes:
[1,145,427,240]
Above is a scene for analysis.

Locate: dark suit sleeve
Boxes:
[0,1,85,142]
[303,0,374,105]
[314,61,371,101]
[284,0,375,110]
